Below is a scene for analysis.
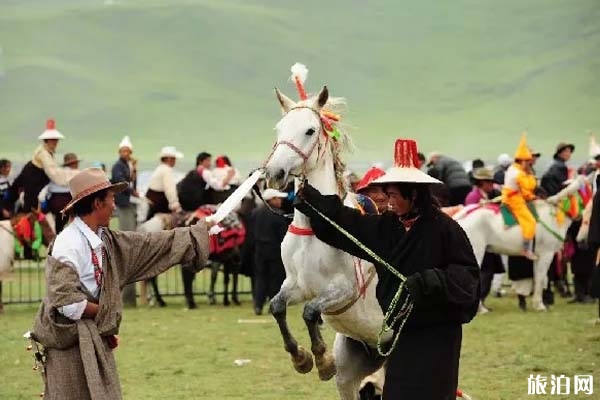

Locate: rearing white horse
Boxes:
[454,176,588,311]
[263,86,389,400]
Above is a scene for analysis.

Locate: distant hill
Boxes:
[1,0,599,171]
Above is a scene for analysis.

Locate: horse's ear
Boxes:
[315,86,329,109]
[275,88,295,113]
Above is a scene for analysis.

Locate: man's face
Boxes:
[267,197,283,209]
[202,157,212,169]
[385,184,413,216]
[531,156,539,166]
[559,148,572,162]
[45,139,59,152]
[0,163,11,177]
[361,186,389,213]
[165,157,176,167]
[95,191,116,227]
[480,181,494,193]
[119,148,132,160]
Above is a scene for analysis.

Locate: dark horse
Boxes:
[138,202,250,307]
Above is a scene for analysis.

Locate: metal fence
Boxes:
[1,258,252,306]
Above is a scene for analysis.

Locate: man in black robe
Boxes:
[294,139,479,400]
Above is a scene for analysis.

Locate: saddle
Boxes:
[500,203,538,227]
[177,205,246,255]
[11,213,53,260]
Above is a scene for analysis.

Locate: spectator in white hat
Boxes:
[111,136,138,232]
[145,146,184,220]
[7,118,70,211]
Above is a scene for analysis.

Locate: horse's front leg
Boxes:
[304,285,355,381]
[270,284,314,374]
[0,281,3,313]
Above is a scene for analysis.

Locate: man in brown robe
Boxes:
[30,168,211,400]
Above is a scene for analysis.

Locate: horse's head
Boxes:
[263,86,330,189]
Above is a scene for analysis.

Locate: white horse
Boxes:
[454,176,588,311]
[263,86,390,400]
[0,220,15,311]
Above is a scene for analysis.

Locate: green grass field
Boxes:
[1,290,598,399]
[1,0,600,168]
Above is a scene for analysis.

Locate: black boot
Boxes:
[518,295,527,311]
[542,288,554,306]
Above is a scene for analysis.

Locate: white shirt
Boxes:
[210,166,242,189]
[51,217,104,320]
[148,163,181,211]
[48,167,79,194]
[503,165,520,191]
[200,167,229,191]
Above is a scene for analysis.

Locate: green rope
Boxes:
[303,200,413,357]
[537,217,565,242]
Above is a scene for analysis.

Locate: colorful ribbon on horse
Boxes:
[290,63,341,141]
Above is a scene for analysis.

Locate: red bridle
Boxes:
[263,106,328,176]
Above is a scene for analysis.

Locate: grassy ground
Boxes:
[1,292,598,399]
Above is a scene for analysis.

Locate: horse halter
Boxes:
[263,106,328,178]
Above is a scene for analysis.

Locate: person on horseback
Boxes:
[146,146,184,219]
[502,135,538,261]
[541,142,575,196]
[46,153,81,233]
[177,152,236,211]
[8,119,70,212]
[294,139,480,400]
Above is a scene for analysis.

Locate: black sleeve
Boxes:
[541,164,566,196]
[405,216,480,312]
[294,183,401,264]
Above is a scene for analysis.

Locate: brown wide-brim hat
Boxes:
[61,167,127,214]
[471,167,494,181]
[62,152,82,166]
[553,142,575,158]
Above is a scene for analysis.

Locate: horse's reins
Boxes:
[0,221,17,238]
[300,198,413,357]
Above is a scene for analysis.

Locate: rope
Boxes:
[0,222,17,238]
[302,200,414,356]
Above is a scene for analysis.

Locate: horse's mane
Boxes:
[321,96,354,195]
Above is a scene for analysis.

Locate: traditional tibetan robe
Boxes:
[31,223,209,400]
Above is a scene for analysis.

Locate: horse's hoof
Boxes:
[316,353,336,381]
[232,298,241,306]
[533,304,547,312]
[292,346,314,374]
[223,299,231,306]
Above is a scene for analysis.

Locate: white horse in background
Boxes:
[454,176,588,311]
[0,220,15,311]
[263,86,392,400]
